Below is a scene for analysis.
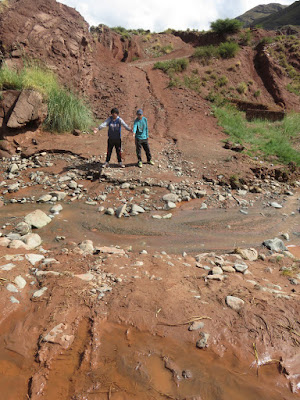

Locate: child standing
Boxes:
[133,109,154,168]
[94,107,132,168]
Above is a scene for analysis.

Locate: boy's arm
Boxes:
[119,118,131,131]
[133,119,137,134]
[145,118,149,138]
[93,118,110,134]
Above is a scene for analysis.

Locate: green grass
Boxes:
[153,58,189,73]
[0,63,94,132]
[213,105,300,165]
[193,42,240,62]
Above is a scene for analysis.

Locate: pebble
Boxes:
[188,321,205,331]
[14,275,27,289]
[6,283,19,293]
[234,263,248,273]
[226,295,245,312]
[25,254,45,265]
[196,332,210,349]
[10,296,20,304]
[32,287,48,298]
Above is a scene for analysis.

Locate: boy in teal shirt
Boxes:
[133,109,154,168]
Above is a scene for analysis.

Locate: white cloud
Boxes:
[59,0,296,31]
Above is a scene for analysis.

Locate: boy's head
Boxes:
[111,107,119,119]
[136,109,143,120]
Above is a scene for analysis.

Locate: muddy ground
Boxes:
[0,144,299,400]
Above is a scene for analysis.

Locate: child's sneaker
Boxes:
[138,161,143,168]
[102,162,109,168]
[148,160,154,165]
[119,162,125,168]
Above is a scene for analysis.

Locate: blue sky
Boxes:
[59,0,296,31]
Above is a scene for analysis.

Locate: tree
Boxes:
[210,19,243,36]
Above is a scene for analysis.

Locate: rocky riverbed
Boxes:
[0,149,299,399]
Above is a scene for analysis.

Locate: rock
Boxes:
[152,215,162,219]
[75,272,94,281]
[14,275,26,289]
[9,240,29,250]
[105,208,115,216]
[270,202,282,209]
[162,193,179,203]
[206,274,224,281]
[212,266,223,275]
[222,266,235,273]
[37,194,52,203]
[94,246,125,255]
[9,163,19,173]
[163,213,172,219]
[0,237,11,247]
[200,203,208,210]
[25,209,52,229]
[188,321,205,331]
[7,90,47,128]
[226,296,245,312]
[195,190,206,198]
[196,332,210,349]
[25,254,45,265]
[14,221,31,235]
[234,262,248,273]
[131,204,145,214]
[32,287,48,298]
[42,323,74,349]
[79,240,94,253]
[21,233,42,249]
[164,201,176,210]
[50,191,67,201]
[236,248,258,261]
[10,296,20,304]
[6,232,21,241]
[263,238,287,252]
[121,182,130,189]
[50,204,63,214]
[115,204,127,218]
[0,263,16,271]
[6,283,18,293]
[7,183,19,193]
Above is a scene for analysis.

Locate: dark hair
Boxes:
[111,107,119,115]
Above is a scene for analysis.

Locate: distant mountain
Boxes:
[236,3,288,27]
[253,1,300,29]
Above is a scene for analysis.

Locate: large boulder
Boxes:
[24,209,52,229]
[6,90,47,128]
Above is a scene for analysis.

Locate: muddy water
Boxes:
[0,198,299,253]
[42,321,293,400]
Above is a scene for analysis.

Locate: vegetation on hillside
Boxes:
[236,4,287,28]
[214,105,300,166]
[210,18,243,35]
[0,63,94,132]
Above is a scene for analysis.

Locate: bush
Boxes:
[254,90,261,98]
[0,63,94,132]
[153,58,189,73]
[237,82,247,94]
[218,42,240,59]
[210,18,243,36]
[216,75,228,87]
[193,45,219,61]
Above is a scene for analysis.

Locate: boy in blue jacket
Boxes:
[94,107,132,168]
[133,109,154,168]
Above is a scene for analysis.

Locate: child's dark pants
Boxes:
[135,138,151,162]
[106,138,122,162]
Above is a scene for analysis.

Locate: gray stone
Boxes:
[196,332,210,349]
[162,193,179,203]
[38,194,52,203]
[131,204,145,214]
[50,191,67,201]
[163,213,173,219]
[152,215,162,219]
[75,272,94,281]
[21,233,42,249]
[263,238,287,252]
[0,237,10,247]
[79,240,94,253]
[212,266,223,275]
[10,296,20,304]
[206,274,224,281]
[8,183,19,193]
[121,182,130,189]
[226,295,245,312]
[25,209,52,229]
[237,248,258,261]
[25,254,45,265]
[105,208,115,216]
[188,321,205,331]
[200,203,208,210]
[0,263,16,271]
[116,204,127,218]
[7,283,19,293]
[50,204,63,214]
[14,275,26,289]
[234,263,248,273]
[9,240,29,250]
[270,202,282,209]
[14,221,31,235]
[32,287,48,298]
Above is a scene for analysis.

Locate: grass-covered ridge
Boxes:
[0,63,94,132]
[214,105,300,166]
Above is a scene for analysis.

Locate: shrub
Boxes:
[210,18,243,35]
[193,45,218,61]
[0,63,94,132]
[237,82,247,94]
[216,75,228,87]
[254,90,261,98]
[153,58,189,73]
[161,44,173,54]
[218,42,240,59]
[239,30,251,46]
[259,37,274,46]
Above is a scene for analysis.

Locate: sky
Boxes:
[59,0,296,32]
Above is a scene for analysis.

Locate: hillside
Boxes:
[236,3,288,27]
[250,1,300,29]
